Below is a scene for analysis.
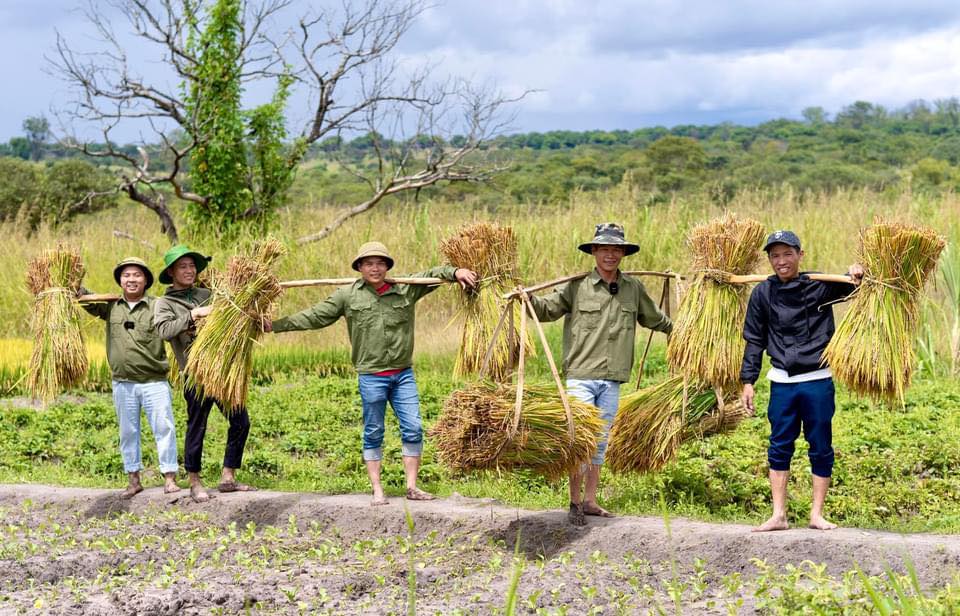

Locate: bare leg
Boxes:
[403,456,434,500]
[580,464,613,517]
[809,475,837,530]
[567,466,586,526]
[163,472,181,494]
[366,460,388,505]
[188,471,210,503]
[121,472,143,499]
[753,470,790,532]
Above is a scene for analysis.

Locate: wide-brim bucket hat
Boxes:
[578,222,640,256]
[352,241,394,271]
[113,257,154,290]
[159,245,212,284]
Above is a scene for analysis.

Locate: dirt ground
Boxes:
[0,484,958,615]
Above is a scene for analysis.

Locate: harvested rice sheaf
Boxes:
[606,375,748,475]
[822,221,945,404]
[430,382,604,481]
[440,223,533,382]
[26,248,88,402]
[667,214,766,389]
[185,240,285,411]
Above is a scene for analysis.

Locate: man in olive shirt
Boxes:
[82,257,180,498]
[526,223,672,525]
[154,245,254,503]
[265,242,478,505]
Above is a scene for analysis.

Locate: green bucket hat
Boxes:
[351,241,394,271]
[159,245,212,285]
[113,257,154,290]
[578,222,640,256]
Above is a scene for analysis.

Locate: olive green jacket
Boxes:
[272,267,457,373]
[82,294,169,383]
[153,286,212,373]
[528,270,672,383]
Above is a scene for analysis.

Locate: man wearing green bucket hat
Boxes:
[525,223,672,525]
[264,241,478,506]
[154,245,255,503]
[80,257,180,498]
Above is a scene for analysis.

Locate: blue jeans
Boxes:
[112,380,179,474]
[358,368,423,462]
[767,378,836,477]
[566,379,621,465]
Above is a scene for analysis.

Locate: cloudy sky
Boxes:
[1,0,959,141]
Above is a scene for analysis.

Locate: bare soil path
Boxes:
[0,484,957,614]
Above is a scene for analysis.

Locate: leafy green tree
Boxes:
[0,158,41,221]
[22,116,50,162]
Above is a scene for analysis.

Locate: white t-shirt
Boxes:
[766,367,832,383]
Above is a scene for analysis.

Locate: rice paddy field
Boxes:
[2,186,960,613]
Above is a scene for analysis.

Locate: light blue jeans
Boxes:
[112,380,179,474]
[357,368,423,462]
[566,379,621,465]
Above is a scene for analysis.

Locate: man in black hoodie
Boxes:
[740,230,863,532]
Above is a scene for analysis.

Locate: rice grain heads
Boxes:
[430,382,604,481]
[606,375,748,475]
[186,239,285,411]
[667,214,765,389]
[822,221,945,404]
[26,248,88,402]
[440,223,532,382]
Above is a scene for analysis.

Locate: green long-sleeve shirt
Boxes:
[272,266,457,373]
[527,270,672,383]
[153,286,212,373]
[82,294,169,383]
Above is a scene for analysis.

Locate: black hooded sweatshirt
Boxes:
[740,273,855,385]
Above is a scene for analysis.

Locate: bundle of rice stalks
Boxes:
[606,375,748,475]
[26,248,88,402]
[430,382,604,481]
[823,221,945,404]
[186,239,285,411]
[667,214,766,389]
[440,223,533,382]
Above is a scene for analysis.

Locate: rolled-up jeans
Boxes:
[112,380,179,474]
[566,378,621,465]
[357,368,423,462]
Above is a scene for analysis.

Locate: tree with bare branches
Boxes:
[51,0,521,244]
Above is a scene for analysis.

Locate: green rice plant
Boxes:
[939,242,960,376]
[504,530,524,616]
[666,214,765,389]
[186,239,285,411]
[25,249,88,402]
[404,504,416,616]
[440,222,533,382]
[824,222,946,404]
[429,381,604,481]
[606,375,748,475]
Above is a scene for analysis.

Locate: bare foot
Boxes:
[371,496,389,506]
[120,484,143,500]
[752,515,789,532]
[582,503,614,518]
[567,503,586,527]
[190,484,211,503]
[406,487,435,501]
[809,515,838,530]
[164,482,182,494]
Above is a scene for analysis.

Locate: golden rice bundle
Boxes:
[440,223,532,382]
[822,221,945,404]
[606,375,748,475]
[430,382,604,481]
[186,239,285,411]
[26,248,89,402]
[667,214,766,389]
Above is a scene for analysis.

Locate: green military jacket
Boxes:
[528,270,672,383]
[153,286,212,374]
[272,266,457,374]
[82,294,169,383]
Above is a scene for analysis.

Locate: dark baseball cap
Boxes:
[763,230,801,252]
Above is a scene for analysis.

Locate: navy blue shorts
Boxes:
[766,378,836,477]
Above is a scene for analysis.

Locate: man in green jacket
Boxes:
[526,223,672,525]
[265,242,477,505]
[153,245,255,503]
[82,258,180,498]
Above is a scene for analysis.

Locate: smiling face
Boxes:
[767,243,804,281]
[119,266,147,301]
[358,257,389,287]
[592,244,625,276]
[169,256,197,290]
